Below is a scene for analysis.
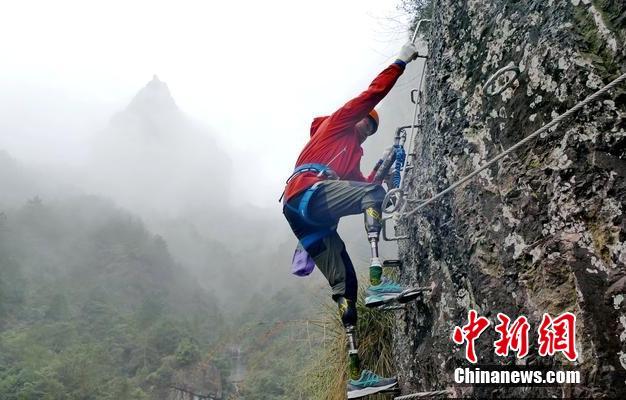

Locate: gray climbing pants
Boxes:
[283,180,386,301]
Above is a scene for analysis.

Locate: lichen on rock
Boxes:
[394,0,626,397]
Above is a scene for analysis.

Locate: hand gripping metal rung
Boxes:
[411,19,432,43]
[409,19,432,59]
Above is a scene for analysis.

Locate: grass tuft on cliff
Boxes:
[302,278,396,400]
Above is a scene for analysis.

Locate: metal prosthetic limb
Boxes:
[364,207,383,285]
[345,325,361,380]
[337,297,361,380]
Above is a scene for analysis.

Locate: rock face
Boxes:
[394,0,626,398]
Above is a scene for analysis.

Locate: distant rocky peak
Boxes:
[126,75,180,116]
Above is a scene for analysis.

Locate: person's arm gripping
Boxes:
[326,62,406,134]
[365,145,395,183]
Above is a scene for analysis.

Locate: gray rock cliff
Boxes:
[394,0,626,397]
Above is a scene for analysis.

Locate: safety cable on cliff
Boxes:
[398,71,626,220]
[382,71,626,240]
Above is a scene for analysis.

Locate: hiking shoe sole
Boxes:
[347,382,398,399]
[365,288,425,308]
[364,294,398,308]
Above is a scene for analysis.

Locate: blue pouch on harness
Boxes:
[291,242,315,277]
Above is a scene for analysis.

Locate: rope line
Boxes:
[394,389,453,399]
[400,72,626,219]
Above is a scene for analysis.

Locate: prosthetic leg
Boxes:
[339,207,402,398]
[327,200,382,383]
[363,205,424,309]
[346,325,360,380]
[336,296,360,379]
[338,296,398,399]
[364,206,383,286]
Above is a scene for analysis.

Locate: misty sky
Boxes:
[0,0,413,207]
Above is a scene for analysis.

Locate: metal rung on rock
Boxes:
[394,389,453,399]
[383,259,403,269]
[381,304,405,311]
[382,215,408,241]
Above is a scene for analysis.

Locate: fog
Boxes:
[0,1,425,314]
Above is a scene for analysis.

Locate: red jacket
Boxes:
[284,62,405,202]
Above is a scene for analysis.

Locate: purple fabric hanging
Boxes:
[291,243,316,277]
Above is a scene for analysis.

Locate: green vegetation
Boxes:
[0,196,228,399]
[226,283,397,400]
[399,0,434,37]
[224,286,325,399]
[592,0,626,37]
[0,193,350,400]
[302,282,396,400]
[573,2,623,79]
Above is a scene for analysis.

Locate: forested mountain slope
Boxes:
[0,196,227,399]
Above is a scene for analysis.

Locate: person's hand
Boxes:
[380,145,394,161]
[397,41,419,63]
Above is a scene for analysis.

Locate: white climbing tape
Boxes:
[394,389,453,399]
[400,71,626,219]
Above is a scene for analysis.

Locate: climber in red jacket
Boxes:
[282,41,420,398]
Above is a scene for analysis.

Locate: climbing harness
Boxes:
[278,146,347,202]
[291,182,327,227]
[381,71,626,241]
[280,148,348,242]
[279,163,337,202]
[283,180,338,259]
[394,389,453,399]
[287,163,338,182]
[282,162,341,263]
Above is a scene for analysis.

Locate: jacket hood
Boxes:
[310,116,329,137]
